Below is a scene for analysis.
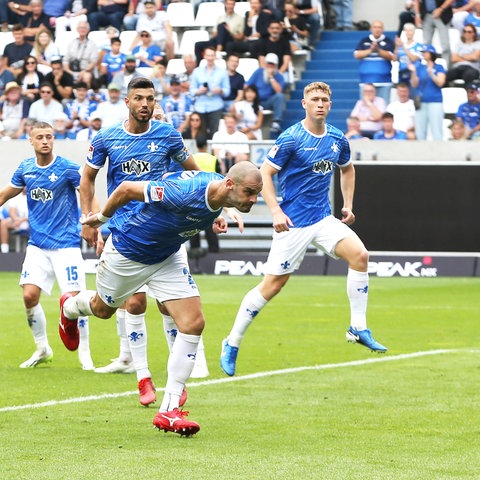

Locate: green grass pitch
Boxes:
[0,272,479,479]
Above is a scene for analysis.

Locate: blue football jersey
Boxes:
[265,121,351,227]
[86,120,191,229]
[110,171,222,265]
[10,156,81,249]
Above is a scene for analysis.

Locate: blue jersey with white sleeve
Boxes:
[265,120,351,227]
[9,156,81,249]
[86,120,190,229]
[110,171,223,265]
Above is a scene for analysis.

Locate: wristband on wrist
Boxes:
[97,212,111,223]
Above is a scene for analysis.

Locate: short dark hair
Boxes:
[111,37,121,44]
[39,81,54,91]
[382,112,394,120]
[196,134,208,149]
[12,24,24,32]
[127,77,154,93]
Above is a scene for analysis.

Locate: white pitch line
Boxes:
[0,349,460,413]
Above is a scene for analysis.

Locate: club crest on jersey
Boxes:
[150,186,164,201]
[331,142,339,154]
[121,158,151,176]
[312,159,333,174]
[48,172,58,182]
[147,141,159,153]
[30,187,53,202]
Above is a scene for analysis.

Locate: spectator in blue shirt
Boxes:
[455,82,480,138]
[100,37,126,85]
[373,112,408,140]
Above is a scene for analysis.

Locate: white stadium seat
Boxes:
[194,2,226,28]
[166,2,196,29]
[177,29,210,56]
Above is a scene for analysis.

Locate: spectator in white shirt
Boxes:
[28,82,64,125]
[387,82,416,139]
[90,82,128,127]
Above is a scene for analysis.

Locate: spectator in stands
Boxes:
[446,23,480,84]
[373,112,408,139]
[19,0,52,44]
[100,36,126,85]
[0,186,28,253]
[30,27,59,67]
[282,1,309,52]
[350,83,387,139]
[387,82,416,139]
[132,0,174,60]
[43,0,70,23]
[18,115,35,138]
[160,75,194,133]
[246,52,285,137]
[291,0,321,46]
[62,21,99,88]
[54,0,89,34]
[408,43,446,140]
[414,0,454,65]
[5,0,30,26]
[182,110,207,142]
[223,53,244,111]
[397,0,416,35]
[194,0,245,65]
[333,0,354,31]
[4,24,33,77]
[395,22,423,85]
[16,54,44,101]
[123,0,161,32]
[0,55,15,98]
[112,54,143,98]
[76,111,102,140]
[178,53,196,95]
[230,83,263,139]
[449,117,469,137]
[45,57,74,102]
[455,82,480,137]
[464,0,480,33]
[132,29,163,68]
[354,20,396,104]
[88,0,128,32]
[189,46,230,138]
[253,19,292,83]
[90,82,127,127]
[64,80,97,136]
[0,80,29,138]
[212,112,250,174]
[52,111,75,139]
[344,115,369,139]
[28,81,64,124]
[150,59,170,100]
[226,0,274,56]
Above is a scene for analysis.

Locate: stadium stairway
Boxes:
[284,30,396,132]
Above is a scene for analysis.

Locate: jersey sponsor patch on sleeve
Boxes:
[268,144,279,158]
[87,145,94,160]
[150,186,164,201]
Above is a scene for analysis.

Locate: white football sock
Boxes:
[160,332,200,411]
[162,314,177,352]
[63,290,95,318]
[228,287,267,348]
[78,316,90,348]
[125,311,150,381]
[26,304,48,350]
[347,268,369,330]
[116,308,132,363]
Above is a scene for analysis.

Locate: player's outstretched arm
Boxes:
[0,185,22,207]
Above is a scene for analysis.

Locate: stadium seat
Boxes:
[166,58,187,76]
[37,63,52,75]
[177,29,210,56]
[236,58,259,81]
[166,2,196,29]
[0,32,13,55]
[54,30,78,57]
[88,30,109,48]
[234,1,250,17]
[194,2,226,29]
[442,87,467,115]
[136,66,153,78]
[199,58,226,70]
[400,27,423,44]
[119,30,137,54]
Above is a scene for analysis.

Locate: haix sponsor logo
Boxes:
[214,260,265,276]
[121,158,151,176]
[30,187,53,203]
[312,159,333,174]
[368,257,437,277]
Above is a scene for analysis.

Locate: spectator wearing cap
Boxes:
[62,20,99,89]
[4,24,33,77]
[373,112,408,140]
[53,111,76,139]
[456,83,480,138]
[124,0,162,31]
[88,0,128,32]
[90,82,127,127]
[353,20,396,104]
[131,0,174,60]
[112,55,143,98]
[76,112,102,140]
[100,36,126,85]
[160,75,194,133]
[28,80,65,124]
[64,80,98,135]
[189,46,230,139]
[408,43,446,140]
[55,0,89,35]
[131,29,163,68]
[44,56,74,102]
[245,51,285,137]
[0,80,30,138]
[0,55,15,99]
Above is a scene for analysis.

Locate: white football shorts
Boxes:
[19,245,86,295]
[264,215,355,276]
[96,236,199,309]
